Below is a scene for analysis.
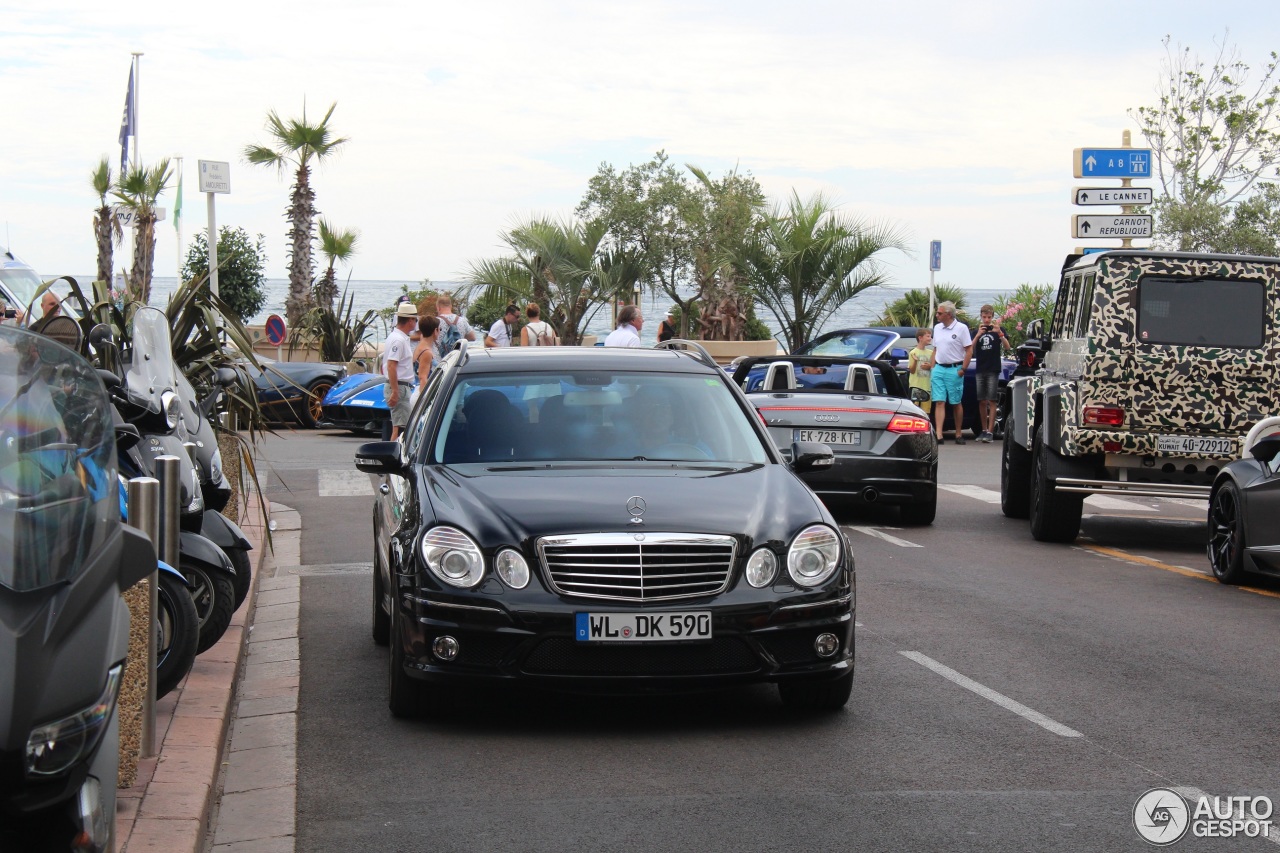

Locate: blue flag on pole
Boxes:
[118,67,135,172]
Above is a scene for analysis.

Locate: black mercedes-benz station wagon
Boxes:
[355,341,855,716]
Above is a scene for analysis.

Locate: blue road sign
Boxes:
[929,240,942,272]
[265,314,287,346]
[1074,148,1152,178]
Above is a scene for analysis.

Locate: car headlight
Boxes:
[161,391,180,430]
[26,665,122,778]
[744,548,777,588]
[787,525,841,587]
[421,526,485,588]
[494,548,530,589]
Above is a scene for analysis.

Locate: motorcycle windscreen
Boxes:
[123,306,179,416]
[0,326,117,591]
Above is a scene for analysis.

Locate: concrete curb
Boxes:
[115,498,299,853]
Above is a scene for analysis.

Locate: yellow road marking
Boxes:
[1081,543,1280,599]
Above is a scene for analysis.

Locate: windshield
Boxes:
[797,329,897,358]
[124,307,179,415]
[0,263,43,317]
[431,371,771,464]
[0,327,117,591]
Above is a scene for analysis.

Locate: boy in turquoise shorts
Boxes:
[908,328,934,416]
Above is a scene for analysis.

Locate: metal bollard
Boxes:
[155,456,182,569]
[126,477,160,758]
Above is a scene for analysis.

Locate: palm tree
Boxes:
[738,192,910,352]
[874,284,970,328]
[313,219,359,312]
[91,158,122,288]
[244,102,348,327]
[687,165,765,341]
[113,159,172,304]
[467,217,641,345]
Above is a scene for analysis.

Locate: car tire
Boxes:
[899,494,936,525]
[778,669,854,712]
[155,571,199,698]
[388,607,428,718]
[300,379,335,429]
[1208,481,1248,584]
[1029,430,1083,543]
[185,563,237,655]
[372,551,390,646]
[1001,422,1032,519]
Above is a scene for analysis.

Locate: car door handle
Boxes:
[379,483,390,495]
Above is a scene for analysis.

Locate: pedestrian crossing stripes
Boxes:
[938,483,1157,512]
[319,469,375,497]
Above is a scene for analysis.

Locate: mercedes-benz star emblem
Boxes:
[626,496,647,517]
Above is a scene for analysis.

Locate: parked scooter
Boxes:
[96,310,240,655]
[0,325,153,853]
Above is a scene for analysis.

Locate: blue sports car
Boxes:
[793,327,1016,438]
[320,369,391,434]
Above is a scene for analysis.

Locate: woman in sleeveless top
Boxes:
[410,315,440,407]
[520,302,557,347]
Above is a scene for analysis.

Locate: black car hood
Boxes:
[420,462,828,550]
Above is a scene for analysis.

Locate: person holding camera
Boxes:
[972,304,1010,443]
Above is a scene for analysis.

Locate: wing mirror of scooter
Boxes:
[215,367,239,387]
[115,422,142,453]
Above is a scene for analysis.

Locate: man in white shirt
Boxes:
[384,302,419,440]
[603,305,643,348]
[930,300,973,444]
[485,305,520,347]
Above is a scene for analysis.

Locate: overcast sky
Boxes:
[3,1,1276,294]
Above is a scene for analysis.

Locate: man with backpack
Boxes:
[434,294,476,361]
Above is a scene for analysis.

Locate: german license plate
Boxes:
[794,429,861,446]
[575,611,712,642]
[1156,435,1235,455]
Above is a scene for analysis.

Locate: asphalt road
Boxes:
[253,428,1280,852]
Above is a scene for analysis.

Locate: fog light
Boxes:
[814,633,839,658]
[432,636,460,662]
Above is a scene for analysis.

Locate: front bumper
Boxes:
[393,583,855,693]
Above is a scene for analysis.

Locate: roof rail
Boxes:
[653,338,717,369]
[456,337,471,366]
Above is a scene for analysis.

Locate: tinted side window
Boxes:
[1050,274,1072,340]
[1137,277,1265,347]
[404,368,446,457]
[1075,272,1097,337]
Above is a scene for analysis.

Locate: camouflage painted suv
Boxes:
[1000,250,1280,542]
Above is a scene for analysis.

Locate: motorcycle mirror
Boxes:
[215,367,239,387]
[89,323,116,349]
[115,422,142,452]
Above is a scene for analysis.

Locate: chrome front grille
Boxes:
[537,533,737,603]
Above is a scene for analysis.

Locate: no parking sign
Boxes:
[265,314,287,346]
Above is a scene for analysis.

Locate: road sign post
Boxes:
[928,240,941,318]
[198,160,230,299]
[1069,131,1153,249]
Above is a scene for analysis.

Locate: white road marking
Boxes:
[1162,498,1209,510]
[939,483,1155,513]
[938,484,1001,503]
[318,469,374,497]
[1083,494,1156,512]
[900,651,1083,738]
[848,526,922,548]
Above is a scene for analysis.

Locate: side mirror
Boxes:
[215,367,239,387]
[89,323,116,349]
[355,441,406,476]
[1249,435,1280,464]
[1025,318,1044,340]
[790,440,835,474]
[355,360,369,373]
[888,348,909,363]
[115,422,142,452]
